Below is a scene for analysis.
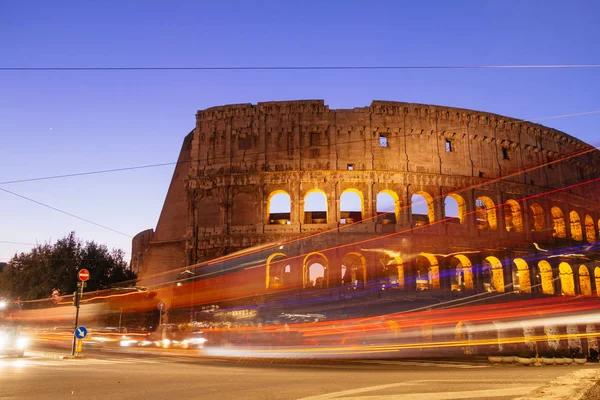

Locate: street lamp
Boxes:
[180,270,196,322]
[0,300,6,310]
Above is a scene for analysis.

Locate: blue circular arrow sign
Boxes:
[75,326,88,339]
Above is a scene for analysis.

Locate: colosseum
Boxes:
[133,100,600,301]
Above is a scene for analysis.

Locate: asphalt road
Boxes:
[0,351,596,400]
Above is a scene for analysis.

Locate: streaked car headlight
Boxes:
[0,336,6,350]
[16,337,29,350]
[119,340,138,347]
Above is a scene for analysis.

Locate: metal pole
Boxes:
[71,283,83,356]
[118,307,123,333]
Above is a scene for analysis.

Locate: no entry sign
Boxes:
[78,269,90,282]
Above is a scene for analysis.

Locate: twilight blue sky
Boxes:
[1,1,599,262]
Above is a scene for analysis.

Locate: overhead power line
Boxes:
[0,188,132,237]
[1,64,600,71]
[1,110,598,187]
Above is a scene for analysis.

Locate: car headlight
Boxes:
[0,336,6,350]
[16,337,29,350]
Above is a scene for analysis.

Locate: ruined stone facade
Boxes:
[133,100,600,297]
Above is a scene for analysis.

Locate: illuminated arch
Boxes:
[340,188,364,224]
[342,252,367,288]
[585,215,596,244]
[265,252,287,289]
[415,253,440,290]
[483,256,505,292]
[529,203,544,233]
[411,191,435,225]
[376,190,400,224]
[450,255,473,290]
[302,252,329,288]
[569,211,583,241]
[444,193,466,223]
[267,190,291,224]
[595,267,600,297]
[579,265,592,296]
[551,206,566,238]
[379,253,404,289]
[504,199,523,233]
[475,196,497,231]
[538,260,555,295]
[558,262,575,296]
[513,258,531,293]
[304,189,328,224]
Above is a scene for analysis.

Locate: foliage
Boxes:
[0,232,136,300]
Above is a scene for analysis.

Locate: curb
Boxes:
[25,351,86,360]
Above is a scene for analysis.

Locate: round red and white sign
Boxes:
[78,269,90,282]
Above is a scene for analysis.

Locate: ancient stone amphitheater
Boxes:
[133,100,600,298]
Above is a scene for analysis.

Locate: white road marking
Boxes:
[355,360,489,368]
[298,383,538,400]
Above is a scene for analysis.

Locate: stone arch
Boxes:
[579,265,592,296]
[483,256,505,292]
[342,252,368,288]
[376,190,400,224]
[304,189,327,224]
[450,255,474,290]
[585,215,596,244]
[444,193,466,223]
[538,260,555,295]
[595,267,600,297]
[415,253,440,290]
[267,190,291,224]
[513,258,531,293]
[411,191,434,225]
[231,192,256,225]
[380,254,404,289]
[529,203,545,233]
[340,188,364,224]
[475,196,497,231]
[303,252,328,288]
[558,262,575,296]
[504,199,523,233]
[197,196,221,227]
[569,211,583,241]
[551,206,566,238]
[265,252,287,289]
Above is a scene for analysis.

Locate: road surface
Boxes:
[0,351,596,399]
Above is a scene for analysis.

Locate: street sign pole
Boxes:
[71,269,90,356]
[71,282,84,356]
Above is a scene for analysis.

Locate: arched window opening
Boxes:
[513,258,531,293]
[340,189,363,224]
[483,257,505,292]
[570,211,583,241]
[538,260,555,295]
[303,252,328,289]
[529,203,545,233]
[268,191,291,224]
[585,215,596,244]
[595,267,600,297]
[504,199,523,233]
[266,253,287,289]
[559,262,575,296]
[411,192,434,226]
[444,194,466,224]
[380,254,404,290]
[475,196,497,231]
[376,190,399,224]
[551,206,566,238]
[579,265,592,296]
[415,253,440,290]
[342,252,367,289]
[450,255,473,291]
[304,190,327,224]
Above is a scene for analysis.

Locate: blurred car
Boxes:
[146,324,207,349]
[0,327,28,357]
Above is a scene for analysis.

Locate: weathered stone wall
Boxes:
[135,100,600,282]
